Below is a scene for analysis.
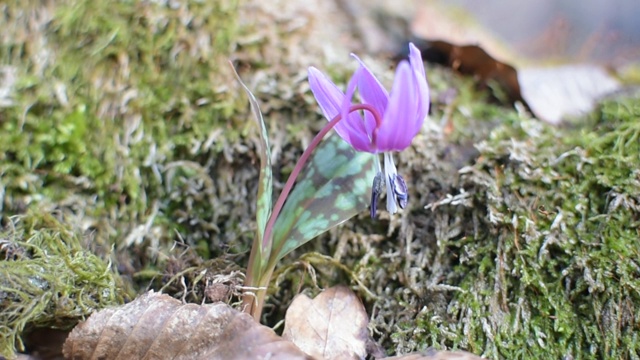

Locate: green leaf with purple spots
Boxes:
[231,65,272,259]
[270,133,376,262]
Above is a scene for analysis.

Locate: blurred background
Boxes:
[442,0,640,65]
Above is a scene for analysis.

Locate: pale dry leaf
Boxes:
[382,348,485,360]
[518,65,621,124]
[63,291,311,360]
[282,286,369,360]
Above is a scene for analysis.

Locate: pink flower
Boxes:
[308,43,430,216]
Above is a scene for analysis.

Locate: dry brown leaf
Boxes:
[382,349,485,360]
[282,286,369,360]
[412,39,526,107]
[62,291,311,360]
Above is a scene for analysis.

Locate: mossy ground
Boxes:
[388,98,640,359]
[1,0,639,359]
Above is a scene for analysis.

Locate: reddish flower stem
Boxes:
[243,103,382,320]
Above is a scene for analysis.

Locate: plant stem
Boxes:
[243,103,381,320]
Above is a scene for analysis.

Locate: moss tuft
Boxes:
[0,212,131,357]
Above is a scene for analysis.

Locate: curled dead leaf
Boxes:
[283,286,369,360]
[412,39,526,107]
[63,291,311,360]
[382,348,485,360]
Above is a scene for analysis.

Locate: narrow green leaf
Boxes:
[231,65,272,253]
[271,133,376,261]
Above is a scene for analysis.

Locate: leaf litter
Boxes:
[62,291,311,360]
[62,287,483,360]
[282,286,369,359]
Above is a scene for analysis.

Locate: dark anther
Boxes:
[370,172,384,218]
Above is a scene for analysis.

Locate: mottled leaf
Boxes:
[231,65,273,256]
[63,291,311,360]
[282,286,369,360]
[271,133,376,261]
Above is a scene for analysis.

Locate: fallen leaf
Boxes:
[518,65,621,124]
[408,38,622,125]
[407,2,623,125]
[382,349,485,360]
[282,286,369,360]
[412,39,526,106]
[62,291,311,360]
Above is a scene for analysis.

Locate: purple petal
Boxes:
[408,43,425,79]
[308,67,345,120]
[351,55,389,122]
[340,71,367,135]
[351,56,387,139]
[339,69,373,152]
[408,43,430,128]
[376,62,419,151]
[308,67,371,151]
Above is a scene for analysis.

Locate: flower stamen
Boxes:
[391,173,408,209]
[370,172,384,218]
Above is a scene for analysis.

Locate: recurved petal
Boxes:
[340,71,373,151]
[308,66,344,120]
[408,43,430,128]
[308,67,371,151]
[351,55,388,136]
[408,43,425,79]
[340,71,367,136]
[377,62,419,151]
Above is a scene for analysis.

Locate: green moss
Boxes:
[397,97,640,358]
[1,0,243,249]
[0,212,131,357]
[0,1,257,354]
